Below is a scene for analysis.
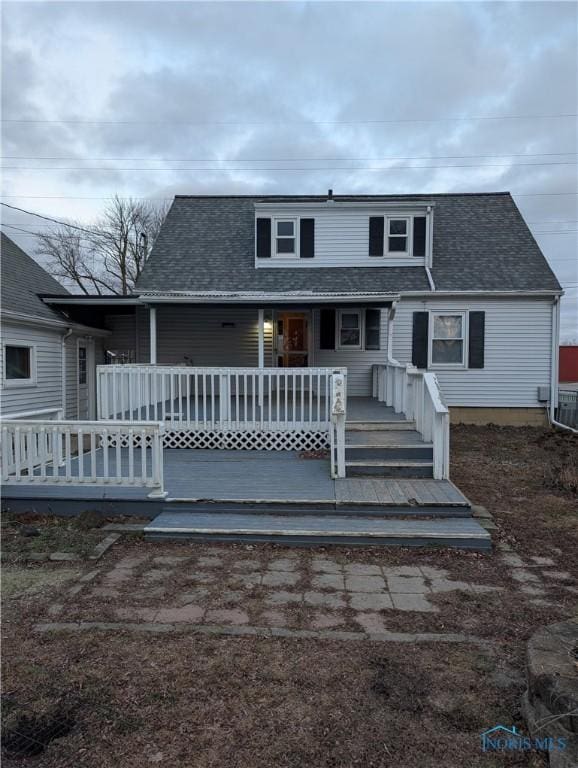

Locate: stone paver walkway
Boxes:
[49,548,507,636]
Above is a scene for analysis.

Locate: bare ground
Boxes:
[2,425,577,767]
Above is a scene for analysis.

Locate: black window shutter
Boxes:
[256,218,271,258]
[300,218,315,258]
[320,309,336,350]
[412,312,429,368]
[365,309,381,350]
[413,217,426,257]
[369,217,384,256]
[468,311,485,368]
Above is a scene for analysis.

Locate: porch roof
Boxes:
[137,290,399,306]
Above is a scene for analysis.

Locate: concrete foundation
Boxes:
[450,407,548,427]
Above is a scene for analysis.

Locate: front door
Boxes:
[277,313,308,367]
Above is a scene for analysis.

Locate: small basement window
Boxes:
[275,219,296,256]
[387,218,408,254]
[338,310,361,349]
[4,344,35,385]
[430,313,465,366]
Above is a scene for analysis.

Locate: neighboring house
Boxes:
[0,233,109,421]
[559,345,578,384]
[42,191,563,426]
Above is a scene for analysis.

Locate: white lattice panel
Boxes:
[103,429,329,452]
[162,429,330,451]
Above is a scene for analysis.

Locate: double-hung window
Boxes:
[4,343,36,386]
[430,313,466,366]
[387,217,409,254]
[275,219,297,257]
[338,310,361,349]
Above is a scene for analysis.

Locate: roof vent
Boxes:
[327,188,334,202]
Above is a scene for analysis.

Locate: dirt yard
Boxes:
[1,426,576,767]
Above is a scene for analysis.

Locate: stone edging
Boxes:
[522,618,578,768]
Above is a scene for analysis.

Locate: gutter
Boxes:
[61,328,73,417]
[547,297,577,432]
[2,310,111,337]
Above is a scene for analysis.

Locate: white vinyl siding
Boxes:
[393,298,553,407]
[132,306,273,366]
[0,323,63,417]
[105,307,387,396]
[313,309,388,396]
[255,208,427,268]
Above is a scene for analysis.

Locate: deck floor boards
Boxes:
[2,448,470,508]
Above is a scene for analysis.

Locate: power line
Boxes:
[3,151,577,162]
[0,202,107,238]
[4,161,577,172]
[2,112,577,126]
[0,223,94,245]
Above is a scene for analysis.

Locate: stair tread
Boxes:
[346,459,434,467]
[346,443,432,449]
[146,511,489,540]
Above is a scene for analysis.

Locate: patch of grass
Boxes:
[1,568,79,598]
[1,514,103,561]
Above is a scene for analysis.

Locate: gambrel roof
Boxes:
[136,192,562,295]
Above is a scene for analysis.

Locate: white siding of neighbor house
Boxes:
[254,207,428,268]
[0,322,64,417]
[392,298,554,407]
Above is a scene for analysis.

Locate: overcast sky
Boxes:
[1,1,577,339]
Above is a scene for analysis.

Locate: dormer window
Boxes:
[387,218,408,254]
[275,219,296,257]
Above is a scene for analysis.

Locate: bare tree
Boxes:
[35,195,170,295]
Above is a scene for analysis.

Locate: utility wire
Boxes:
[2,112,577,126]
[3,151,577,162]
[4,161,577,171]
[0,202,109,238]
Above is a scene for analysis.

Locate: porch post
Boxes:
[386,300,397,363]
[149,306,157,365]
[258,309,265,368]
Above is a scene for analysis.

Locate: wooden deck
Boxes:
[1,448,468,509]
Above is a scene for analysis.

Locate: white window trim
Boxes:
[272,217,299,258]
[428,310,468,369]
[386,216,411,257]
[337,309,363,350]
[3,341,37,388]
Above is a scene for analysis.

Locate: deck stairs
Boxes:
[345,417,434,479]
[144,406,491,551]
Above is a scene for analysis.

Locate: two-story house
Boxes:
[0,192,563,547]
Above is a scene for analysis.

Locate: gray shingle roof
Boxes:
[136,193,562,295]
[1,233,70,322]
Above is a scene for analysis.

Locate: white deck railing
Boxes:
[1,420,165,497]
[373,362,450,479]
[329,371,347,478]
[97,365,344,431]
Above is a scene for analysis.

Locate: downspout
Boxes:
[425,266,436,292]
[548,296,577,433]
[386,299,399,364]
[61,327,73,418]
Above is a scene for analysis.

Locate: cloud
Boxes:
[1,1,576,336]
